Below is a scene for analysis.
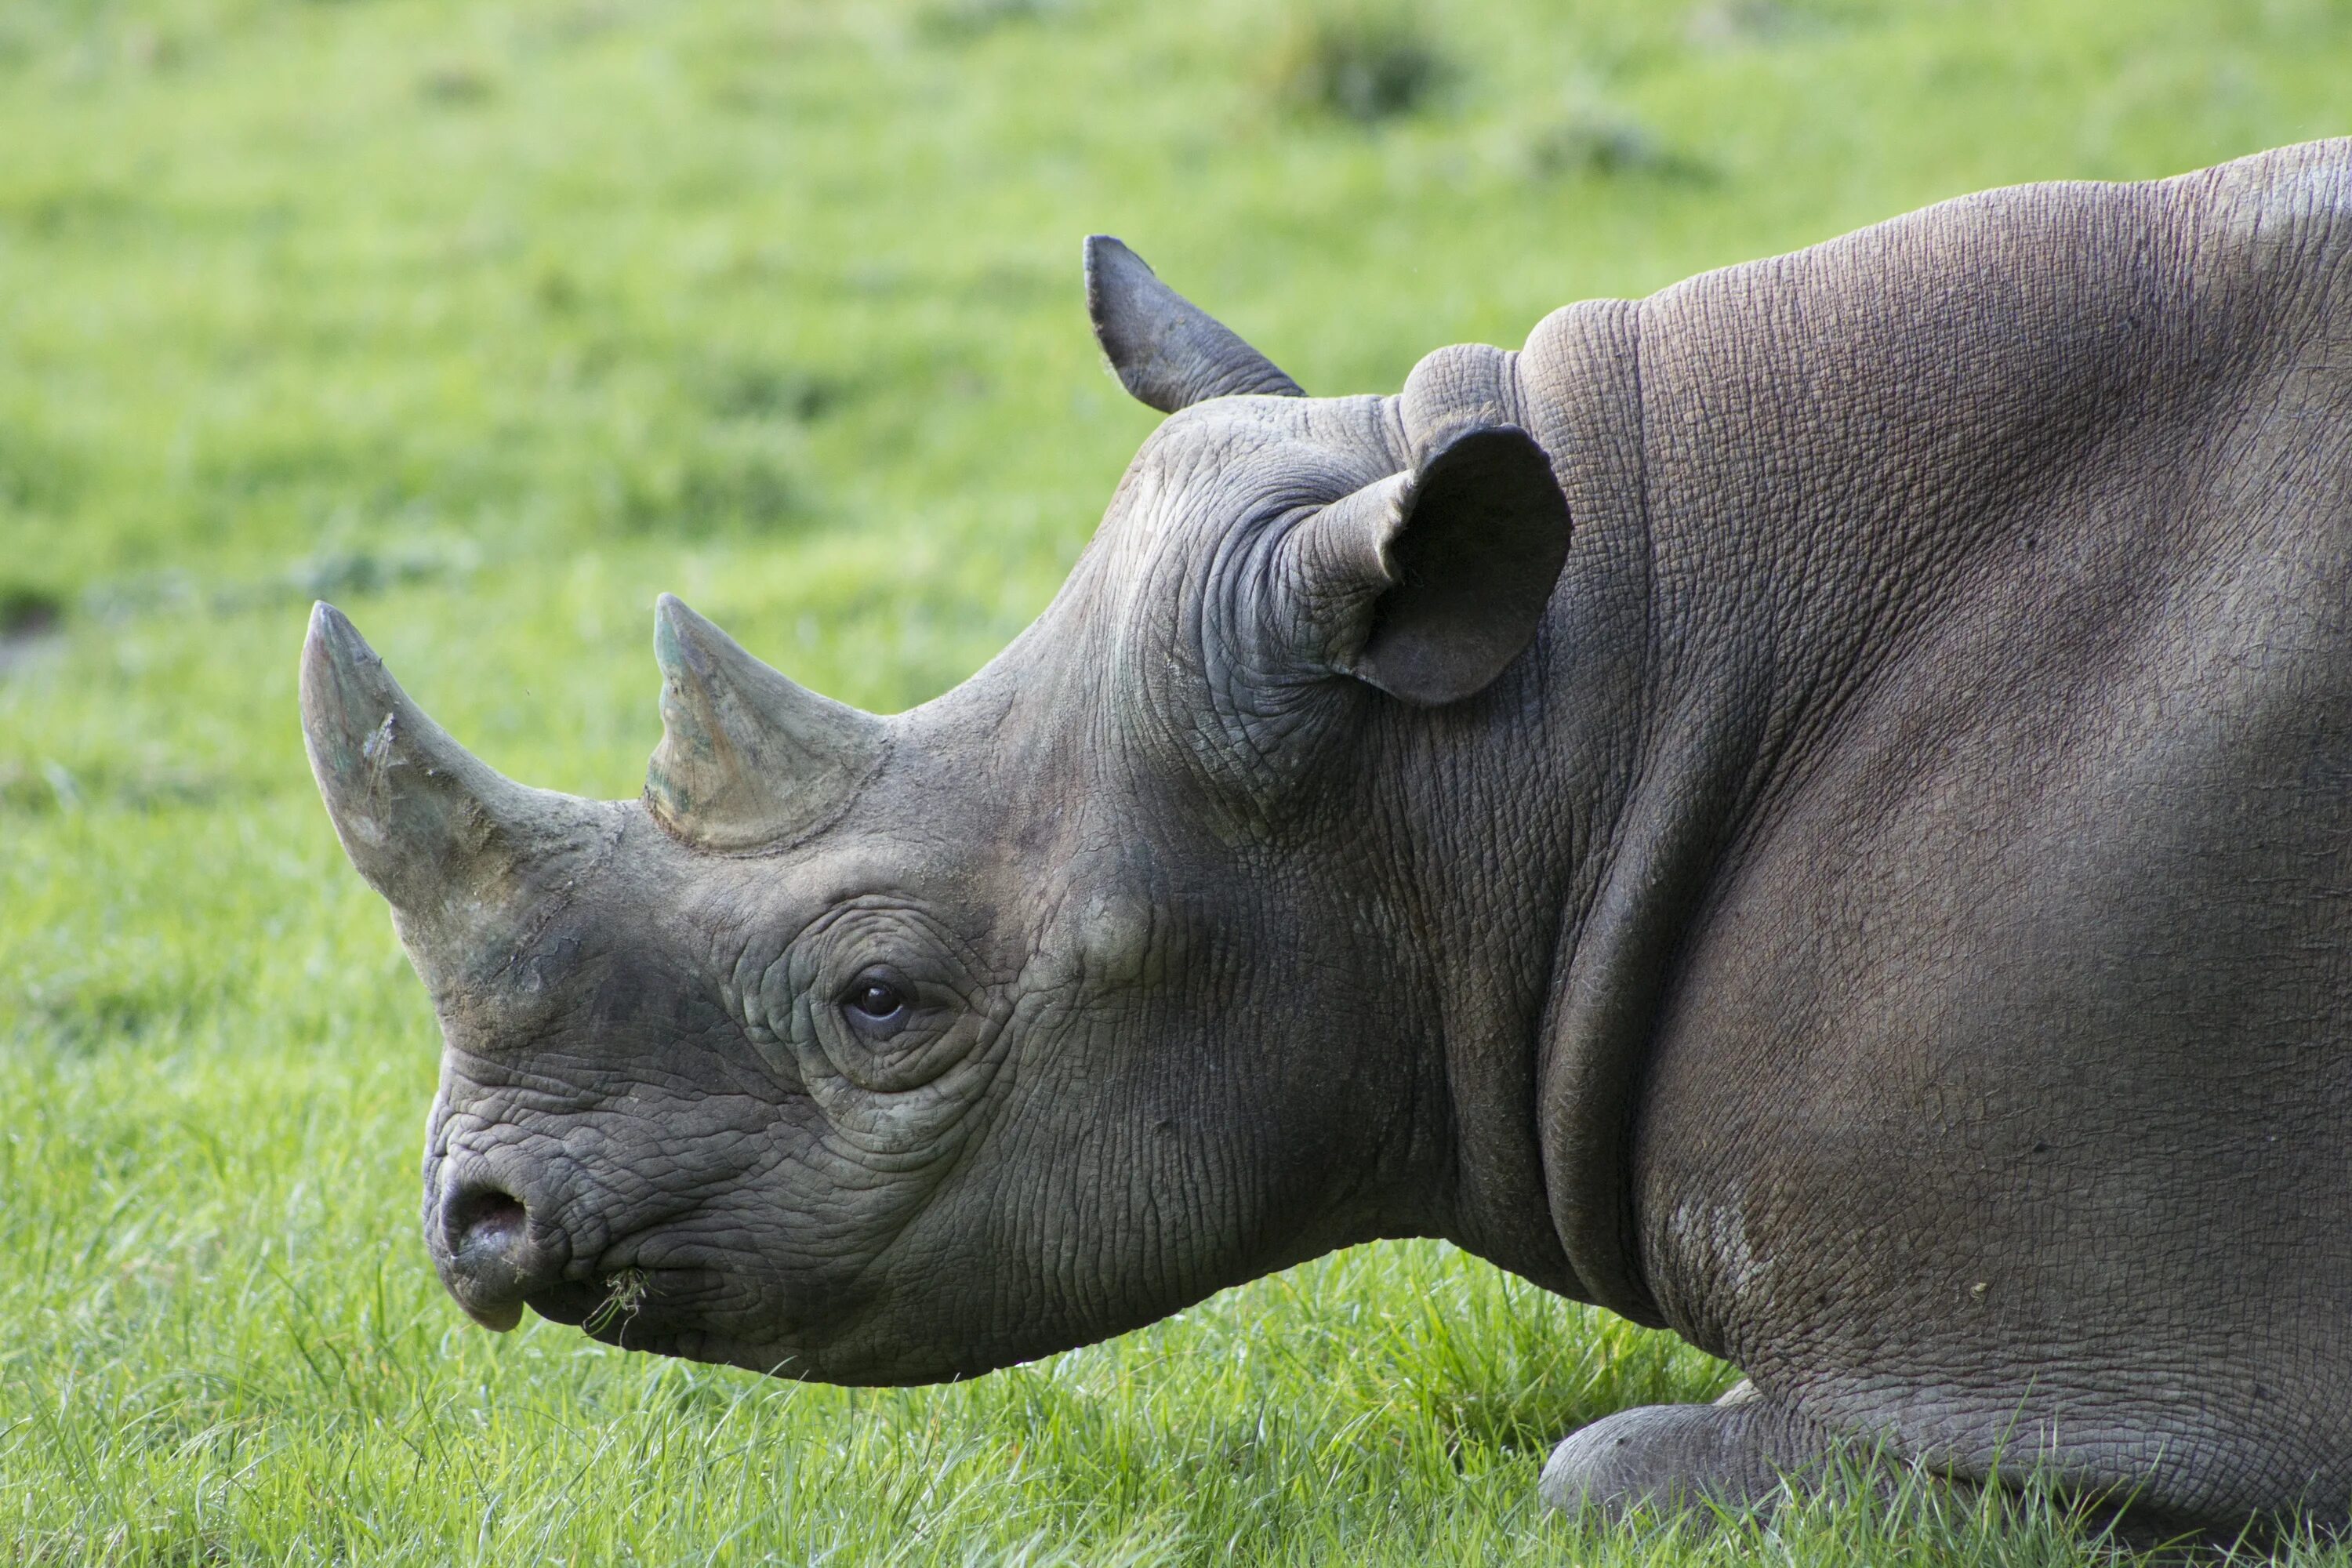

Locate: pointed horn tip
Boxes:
[299,599,397,719]
[304,600,366,664]
[652,593,731,678]
[653,591,687,648]
[653,592,718,642]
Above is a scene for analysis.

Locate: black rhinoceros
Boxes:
[301,140,2352,1537]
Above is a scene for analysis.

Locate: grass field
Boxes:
[5,0,2351,1561]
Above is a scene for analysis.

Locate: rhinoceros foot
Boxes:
[1540,1389,2286,1553]
[1539,1386,1850,1522]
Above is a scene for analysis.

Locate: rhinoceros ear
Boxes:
[1086,236,1305,413]
[647,595,887,852]
[299,602,610,956]
[1278,424,1570,706]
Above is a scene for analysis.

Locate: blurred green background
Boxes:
[2,0,2348,1561]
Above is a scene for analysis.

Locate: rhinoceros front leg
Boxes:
[1539,1382,1855,1519]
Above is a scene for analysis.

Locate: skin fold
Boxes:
[302,140,2352,1537]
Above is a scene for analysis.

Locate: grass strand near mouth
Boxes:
[4,0,2350,1561]
[583,1268,651,1340]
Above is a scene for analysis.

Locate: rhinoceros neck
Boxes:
[1349,298,1672,1305]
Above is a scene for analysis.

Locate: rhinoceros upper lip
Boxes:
[441,1248,543,1333]
[433,1186,573,1333]
[453,1294,525,1333]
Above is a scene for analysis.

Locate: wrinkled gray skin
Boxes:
[303,143,2352,1538]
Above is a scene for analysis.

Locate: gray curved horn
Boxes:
[299,602,609,953]
[648,595,887,852]
[1085,235,1304,413]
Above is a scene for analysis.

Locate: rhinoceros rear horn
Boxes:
[647,595,887,852]
[1278,424,1571,707]
[299,602,608,936]
[1085,236,1304,413]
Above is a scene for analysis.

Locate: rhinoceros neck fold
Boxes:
[1347,299,1675,1312]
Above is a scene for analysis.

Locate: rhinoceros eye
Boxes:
[840,969,910,1036]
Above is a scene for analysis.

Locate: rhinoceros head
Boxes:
[301,240,1573,1382]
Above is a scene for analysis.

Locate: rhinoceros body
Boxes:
[303,140,2352,1535]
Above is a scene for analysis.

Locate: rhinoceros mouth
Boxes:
[517,1264,826,1377]
[525,1261,728,1345]
[520,1276,622,1331]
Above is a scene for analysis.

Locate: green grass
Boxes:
[3,0,2350,1559]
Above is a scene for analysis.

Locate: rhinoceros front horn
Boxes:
[1085,235,1304,413]
[646,594,887,852]
[299,602,611,956]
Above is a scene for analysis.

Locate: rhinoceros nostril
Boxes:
[450,1188,529,1252]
